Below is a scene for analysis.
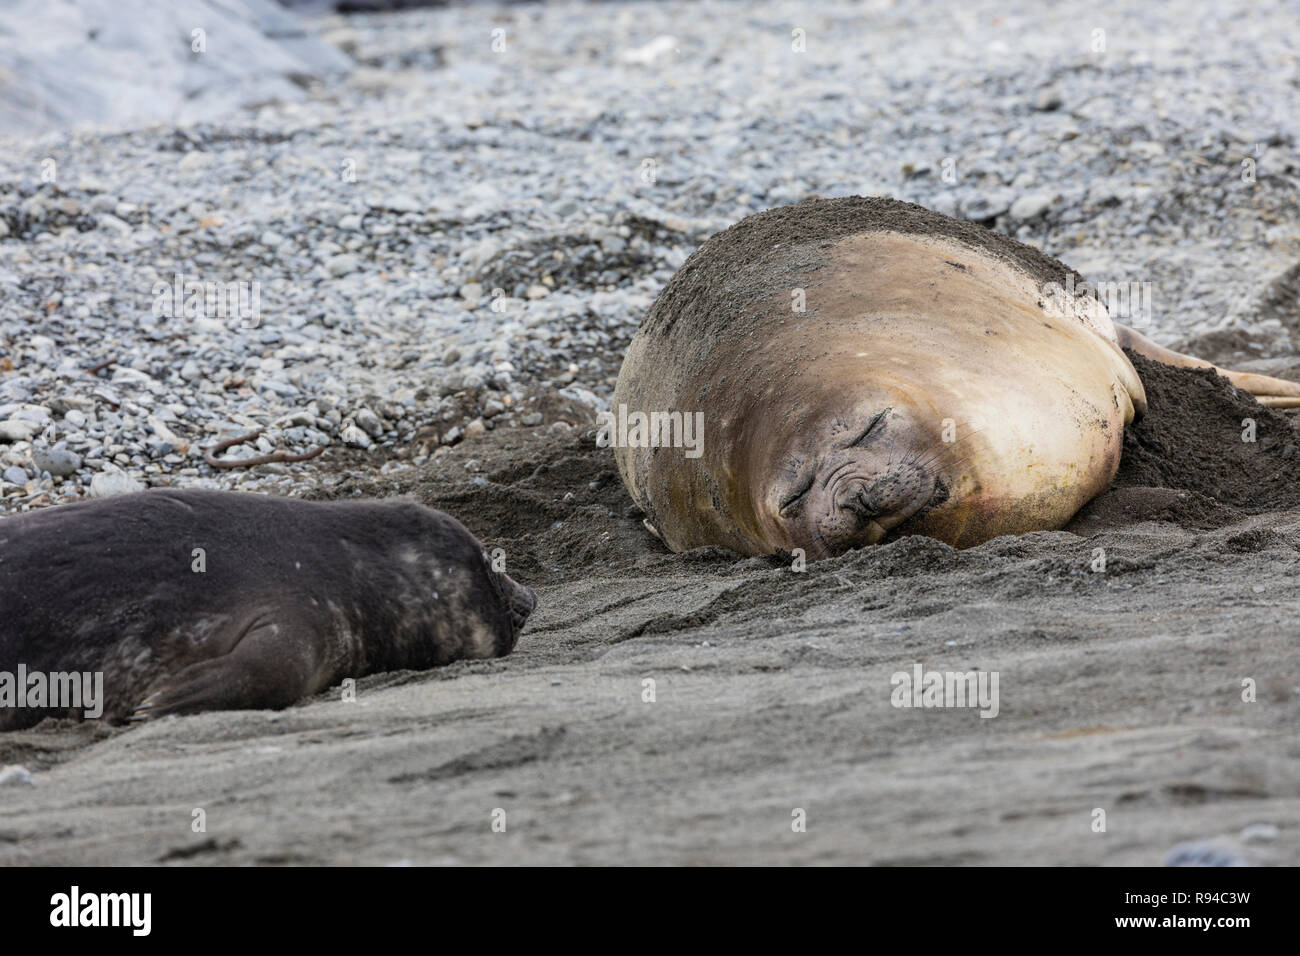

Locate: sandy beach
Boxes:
[2,0,1299,865]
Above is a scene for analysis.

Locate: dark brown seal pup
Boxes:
[0,489,536,729]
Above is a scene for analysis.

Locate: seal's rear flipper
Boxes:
[131,618,325,720]
[1115,322,1300,408]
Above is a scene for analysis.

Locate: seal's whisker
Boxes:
[905,425,988,472]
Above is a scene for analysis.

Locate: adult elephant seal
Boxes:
[611,196,1300,560]
[0,489,536,729]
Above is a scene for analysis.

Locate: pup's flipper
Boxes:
[132,618,326,720]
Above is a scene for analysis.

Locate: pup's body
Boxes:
[0,489,536,729]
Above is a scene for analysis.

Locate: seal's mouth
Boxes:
[881,478,950,543]
[808,465,936,554]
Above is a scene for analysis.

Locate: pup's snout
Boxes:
[505,575,537,630]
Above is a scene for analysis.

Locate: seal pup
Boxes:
[0,489,536,729]
[611,196,1300,559]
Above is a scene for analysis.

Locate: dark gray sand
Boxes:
[2,350,1298,865]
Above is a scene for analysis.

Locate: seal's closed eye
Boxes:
[779,475,815,515]
[848,408,892,448]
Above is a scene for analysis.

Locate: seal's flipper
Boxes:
[1115,322,1300,408]
[132,618,326,720]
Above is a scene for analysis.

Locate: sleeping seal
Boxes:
[611,196,1300,559]
[0,489,536,729]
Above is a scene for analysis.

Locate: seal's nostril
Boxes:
[839,484,879,519]
[852,489,876,517]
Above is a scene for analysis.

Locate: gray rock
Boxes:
[1009,192,1054,221]
[353,407,384,437]
[31,442,81,477]
[1033,87,1063,111]
[89,469,144,498]
[0,419,40,442]
[1240,823,1279,844]
[1164,842,1249,867]
[97,214,133,235]
[961,191,1014,220]
[369,194,421,214]
[340,423,371,448]
[326,254,359,277]
[0,765,33,787]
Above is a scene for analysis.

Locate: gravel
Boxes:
[2,0,1298,513]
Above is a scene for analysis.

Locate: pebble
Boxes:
[1164,842,1249,867]
[97,214,133,236]
[177,151,212,173]
[1240,823,1279,843]
[1033,87,1063,111]
[31,442,81,477]
[325,254,359,277]
[1008,193,1054,221]
[370,193,421,214]
[353,407,384,437]
[0,765,34,787]
[0,419,40,442]
[340,423,372,448]
[89,468,145,498]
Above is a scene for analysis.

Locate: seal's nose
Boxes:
[814,473,913,554]
[819,496,889,553]
[842,485,881,519]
